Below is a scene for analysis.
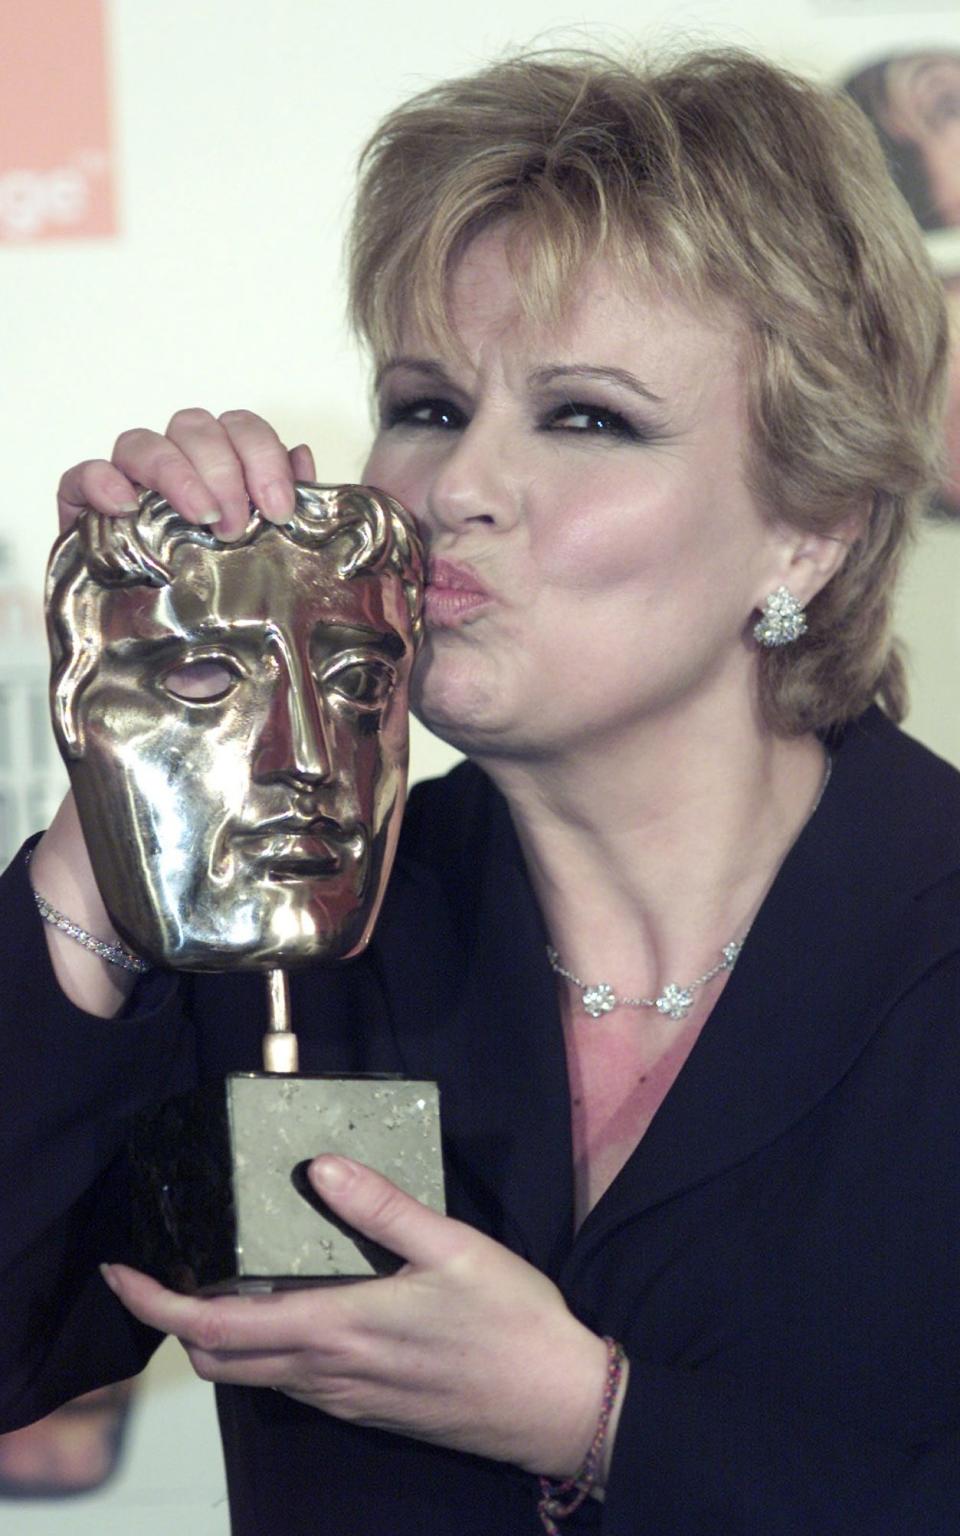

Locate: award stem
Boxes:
[262,969,299,1073]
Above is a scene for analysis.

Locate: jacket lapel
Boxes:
[374,784,575,1277]
[455,847,574,1275]
[570,710,960,1263]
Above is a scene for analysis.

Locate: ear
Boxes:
[50,660,86,759]
[46,565,95,761]
[756,505,867,611]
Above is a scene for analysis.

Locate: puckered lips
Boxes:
[424,558,494,628]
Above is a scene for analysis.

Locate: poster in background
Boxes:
[843,50,960,516]
[0,0,116,243]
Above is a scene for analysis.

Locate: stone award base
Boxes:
[129,1073,444,1294]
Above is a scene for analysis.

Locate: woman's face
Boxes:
[362,226,791,761]
[882,54,960,229]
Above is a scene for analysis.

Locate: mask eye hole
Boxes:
[161,658,239,702]
[324,657,397,711]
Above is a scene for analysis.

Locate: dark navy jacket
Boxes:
[1,707,959,1534]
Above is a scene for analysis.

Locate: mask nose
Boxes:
[252,641,333,788]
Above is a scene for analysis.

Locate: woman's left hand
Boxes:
[101,1155,609,1477]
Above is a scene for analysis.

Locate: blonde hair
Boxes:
[348,48,949,735]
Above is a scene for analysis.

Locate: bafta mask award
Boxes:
[46,485,444,1293]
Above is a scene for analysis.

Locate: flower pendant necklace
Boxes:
[545,940,744,1020]
[546,753,833,1021]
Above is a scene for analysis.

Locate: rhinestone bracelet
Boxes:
[25,850,150,975]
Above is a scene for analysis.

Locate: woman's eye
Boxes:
[544,402,638,439]
[160,658,240,702]
[927,85,960,129]
[325,658,397,711]
[382,397,466,431]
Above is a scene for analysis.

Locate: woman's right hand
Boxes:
[55,407,317,538]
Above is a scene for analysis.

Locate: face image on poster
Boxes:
[844,51,960,517]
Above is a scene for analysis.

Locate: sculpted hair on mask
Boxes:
[47,485,424,755]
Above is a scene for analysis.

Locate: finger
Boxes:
[165,408,253,539]
[56,460,141,533]
[100,1264,340,1352]
[217,409,297,527]
[309,1157,464,1270]
[183,1345,351,1413]
[111,426,223,529]
[184,1344,296,1387]
[289,443,316,482]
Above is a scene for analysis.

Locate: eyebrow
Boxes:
[105,621,402,660]
[530,364,665,406]
[375,356,665,407]
[374,357,452,391]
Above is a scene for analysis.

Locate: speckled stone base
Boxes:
[129,1073,445,1293]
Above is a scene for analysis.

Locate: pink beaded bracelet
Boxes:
[537,1336,626,1534]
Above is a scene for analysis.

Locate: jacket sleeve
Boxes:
[598,952,960,1536]
[0,840,195,1430]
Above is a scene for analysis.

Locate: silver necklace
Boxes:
[546,939,744,1020]
[547,752,833,1022]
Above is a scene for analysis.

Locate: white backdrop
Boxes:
[1,1,958,1529]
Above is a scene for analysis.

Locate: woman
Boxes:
[1,48,957,1536]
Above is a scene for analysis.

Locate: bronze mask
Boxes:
[46,485,423,971]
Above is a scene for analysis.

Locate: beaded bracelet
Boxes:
[25,849,150,975]
[537,1337,626,1534]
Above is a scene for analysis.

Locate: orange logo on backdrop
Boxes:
[0,0,116,242]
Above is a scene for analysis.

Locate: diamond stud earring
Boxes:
[753,586,807,648]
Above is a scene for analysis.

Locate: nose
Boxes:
[422,417,521,537]
[925,137,960,227]
[252,638,333,788]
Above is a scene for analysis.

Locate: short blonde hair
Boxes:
[348,48,949,735]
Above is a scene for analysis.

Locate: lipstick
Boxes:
[425,558,493,628]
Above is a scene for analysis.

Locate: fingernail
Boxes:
[291,445,316,482]
[111,501,141,514]
[194,509,222,526]
[99,1262,120,1294]
[261,481,294,525]
[311,1155,356,1193]
[216,521,246,543]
